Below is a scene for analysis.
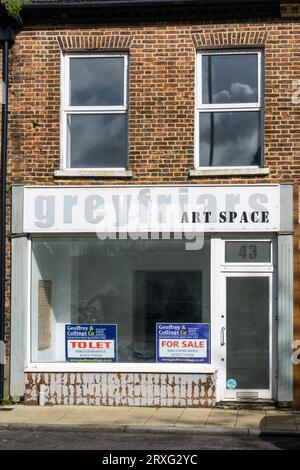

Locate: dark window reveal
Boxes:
[133,271,203,361]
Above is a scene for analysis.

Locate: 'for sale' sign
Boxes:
[65,324,117,362]
[156,323,210,363]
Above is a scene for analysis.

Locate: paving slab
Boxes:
[56,406,133,425]
[265,416,295,425]
[176,408,211,428]
[236,410,266,429]
[144,408,184,427]
[115,407,157,425]
[0,407,72,424]
[207,409,238,428]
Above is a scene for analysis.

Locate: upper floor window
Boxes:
[62,53,128,170]
[196,51,263,168]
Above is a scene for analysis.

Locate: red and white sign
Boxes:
[66,340,115,360]
[158,339,207,359]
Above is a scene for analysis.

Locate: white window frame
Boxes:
[195,50,263,170]
[61,53,129,172]
[222,238,274,271]
[25,235,216,374]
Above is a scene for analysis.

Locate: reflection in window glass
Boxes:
[31,238,211,363]
[67,114,128,168]
[134,271,203,361]
[227,277,269,389]
[70,57,124,106]
[202,54,258,104]
[199,111,261,166]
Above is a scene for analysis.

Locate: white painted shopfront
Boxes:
[10,184,293,406]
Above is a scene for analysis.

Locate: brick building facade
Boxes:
[0,0,299,406]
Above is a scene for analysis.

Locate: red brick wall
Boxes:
[6,22,300,187]
[3,15,300,386]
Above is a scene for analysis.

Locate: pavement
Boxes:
[1,405,300,436]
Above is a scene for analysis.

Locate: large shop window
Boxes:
[62,54,128,169]
[196,51,263,168]
[31,238,210,363]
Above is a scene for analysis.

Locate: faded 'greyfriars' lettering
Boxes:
[157,194,172,224]
[64,195,78,224]
[35,195,55,228]
[249,193,268,212]
[179,187,189,215]
[85,195,105,224]
[225,193,240,212]
[249,193,269,223]
[197,194,217,223]
[137,189,151,224]
[112,195,132,227]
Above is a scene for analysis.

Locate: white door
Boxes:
[211,239,277,401]
[219,272,274,401]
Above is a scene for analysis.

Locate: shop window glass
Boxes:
[31,237,210,363]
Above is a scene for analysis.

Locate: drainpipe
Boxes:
[0,24,15,402]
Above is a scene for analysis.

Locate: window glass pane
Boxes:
[67,114,127,168]
[226,277,269,389]
[31,238,211,363]
[199,111,261,166]
[225,241,271,263]
[70,57,125,106]
[202,54,259,104]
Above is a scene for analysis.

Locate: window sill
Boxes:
[24,363,218,374]
[189,168,270,177]
[54,169,133,178]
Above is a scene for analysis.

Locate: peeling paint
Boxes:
[24,373,216,407]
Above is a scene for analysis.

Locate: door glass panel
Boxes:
[226,277,269,389]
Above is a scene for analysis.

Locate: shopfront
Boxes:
[10,184,294,406]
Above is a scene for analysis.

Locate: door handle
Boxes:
[220,327,225,346]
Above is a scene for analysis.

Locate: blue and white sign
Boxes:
[65,324,117,362]
[226,379,237,390]
[156,323,210,363]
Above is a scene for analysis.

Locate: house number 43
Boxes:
[238,244,258,260]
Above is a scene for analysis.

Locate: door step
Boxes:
[216,400,279,410]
